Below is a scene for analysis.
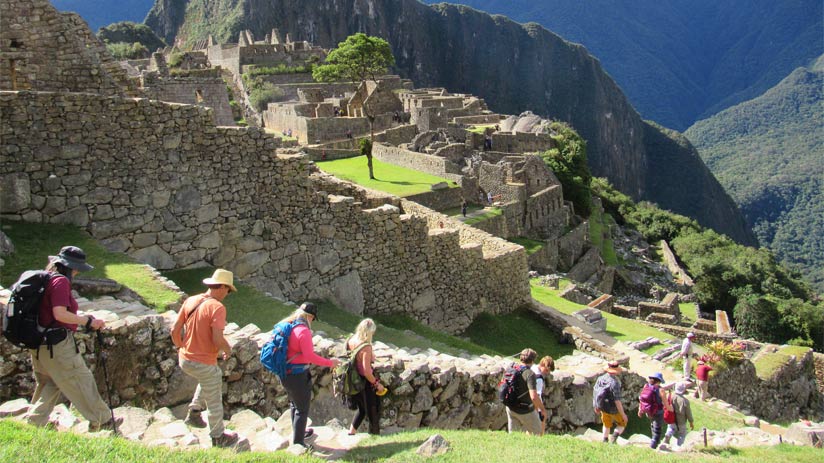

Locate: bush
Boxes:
[734,294,786,343]
[538,122,592,216]
[167,52,183,68]
[706,340,745,365]
[248,82,285,112]
[105,42,150,60]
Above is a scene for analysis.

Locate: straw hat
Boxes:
[202,269,236,292]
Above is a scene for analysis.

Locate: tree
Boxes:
[537,122,592,216]
[312,33,395,179]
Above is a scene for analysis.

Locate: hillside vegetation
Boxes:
[686,61,824,292]
[97,21,167,59]
[436,0,823,131]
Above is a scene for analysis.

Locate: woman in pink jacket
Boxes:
[280,302,339,449]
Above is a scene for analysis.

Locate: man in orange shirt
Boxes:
[171,269,238,448]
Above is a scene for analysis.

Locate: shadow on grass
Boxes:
[697,446,743,457]
[371,178,432,186]
[341,439,427,462]
[605,330,623,339]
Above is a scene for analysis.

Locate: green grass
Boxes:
[679,303,697,323]
[589,207,620,266]
[264,128,297,141]
[344,428,820,463]
[163,269,492,356]
[466,124,496,134]
[530,280,677,347]
[464,308,574,359]
[464,207,502,225]
[316,156,458,197]
[509,237,545,255]
[441,204,484,216]
[0,419,314,463]
[0,221,180,311]
[752,345,812,380]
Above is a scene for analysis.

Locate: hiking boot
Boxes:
[212,431,239,448]
[184,411,207,428]
[91,416,123,433]
[304,427,314,439]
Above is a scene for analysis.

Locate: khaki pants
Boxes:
[25,333,111,427]
[697,379,709,400]
[506,407,542,435]
[180,358,225,438]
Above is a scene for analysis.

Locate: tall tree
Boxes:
[312,33,395,179]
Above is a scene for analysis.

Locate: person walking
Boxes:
[593,361,628,444]
[681,332,695,378]
[531,355,555,435]
[280,302,339,450]
[662,381,694,449]
[171,269,238,447]
[23,246,120,432]
[694,360,713,401]
[346,318,385,436]
[460,198,468,217]
[504,348,544,435]
[638,372,666,449]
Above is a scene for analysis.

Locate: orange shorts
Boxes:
[601,411,626,428]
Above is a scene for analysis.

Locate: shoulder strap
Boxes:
[184,295,212,323]
[350,341,371,360]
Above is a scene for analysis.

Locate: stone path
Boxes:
[0,398,368,459]
[453,205,497,223]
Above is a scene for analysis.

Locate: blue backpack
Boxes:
[260,319,307,380]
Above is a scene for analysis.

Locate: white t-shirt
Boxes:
[681,338,692,356]
[531,365,544,396]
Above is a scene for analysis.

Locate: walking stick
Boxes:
[96,330,118,435]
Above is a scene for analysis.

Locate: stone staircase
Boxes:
[0,398,367,458]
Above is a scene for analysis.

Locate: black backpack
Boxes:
[1,270,52,349]
[498,364,530,412]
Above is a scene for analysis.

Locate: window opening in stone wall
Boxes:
[195,89,204,103]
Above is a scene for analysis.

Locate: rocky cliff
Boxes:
[145,0,756,245]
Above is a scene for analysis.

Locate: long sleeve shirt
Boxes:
[286,323,333,367]
[671,393,694,427]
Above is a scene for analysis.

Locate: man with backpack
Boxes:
[593,361,628,444]
[501,348,545,435]
[662,381,694,449]
[638,372,666,449]
[171,269,238,448]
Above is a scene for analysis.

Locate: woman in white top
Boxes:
[531,356,555,434]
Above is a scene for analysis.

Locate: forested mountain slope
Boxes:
[434,0,822,131]
[144,0,756,245]
[686,59,824,290]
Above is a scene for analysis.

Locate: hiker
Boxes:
[171,269,238,448]
[346,318,385,436]
[638,372,666,449]
[504,348,545,435]
[681,332,695,378]
[461,198,468,217]
[663,382,694,449]
[23,246,120,432]
[531,355,555,435]
[281,302,340,449]
[346,128,353,139]
[593,361,628,444]
[487,191,493,205]
[694,360,713,401]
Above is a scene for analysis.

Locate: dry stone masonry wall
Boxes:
[0,90,530,334]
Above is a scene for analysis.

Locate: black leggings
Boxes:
[351,382,381,434]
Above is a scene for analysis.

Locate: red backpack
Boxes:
[663,393,676,424]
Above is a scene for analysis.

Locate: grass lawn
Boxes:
[508,237,545,255]
[163,268,492,357]
[263,128,297,142]
[589,206,620,266]
[464,308,574,359]
[679,303,697,323]
[0,221,180,311]
[752,345,812,380]
[464,207,502,225]
[466,124,496,134]
[530,280,677,350]
[345,428,820,463]
[0,419,314,463]
[316,156,458,197]
[441,204,484,216]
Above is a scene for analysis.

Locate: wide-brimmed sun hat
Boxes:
[202,269,237,292]
[648,372,665,384]
[300,302,319,321]
[49,246,94,272]
[605,361,623,374]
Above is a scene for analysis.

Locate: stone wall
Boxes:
[372,143,464,184]
[814,353,824,396]
[0,90,529,334]
[558,222,589,271]
[0,307,646,433]
[0,0,136,96]
[527,239,560,274]
[375,124,418,146]
[642,322,736,345]
[490,132,556,154]
[142,73,234,126]
[709,352,824,422]
[405,187,464,212]
[453,114,500,125]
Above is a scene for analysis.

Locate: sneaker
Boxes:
[212,431,239,448]
[184,411,207,428]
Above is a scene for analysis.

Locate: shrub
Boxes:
[105,42,149,60]
[538,122,592,216]
[248,82,285,112]
[167,52,184,68]
[706,340,745,365]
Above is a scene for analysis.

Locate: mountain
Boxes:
[144,0,756,246]
[50,0,155,31]
[428,0,823,132]
[686,58,824,291]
